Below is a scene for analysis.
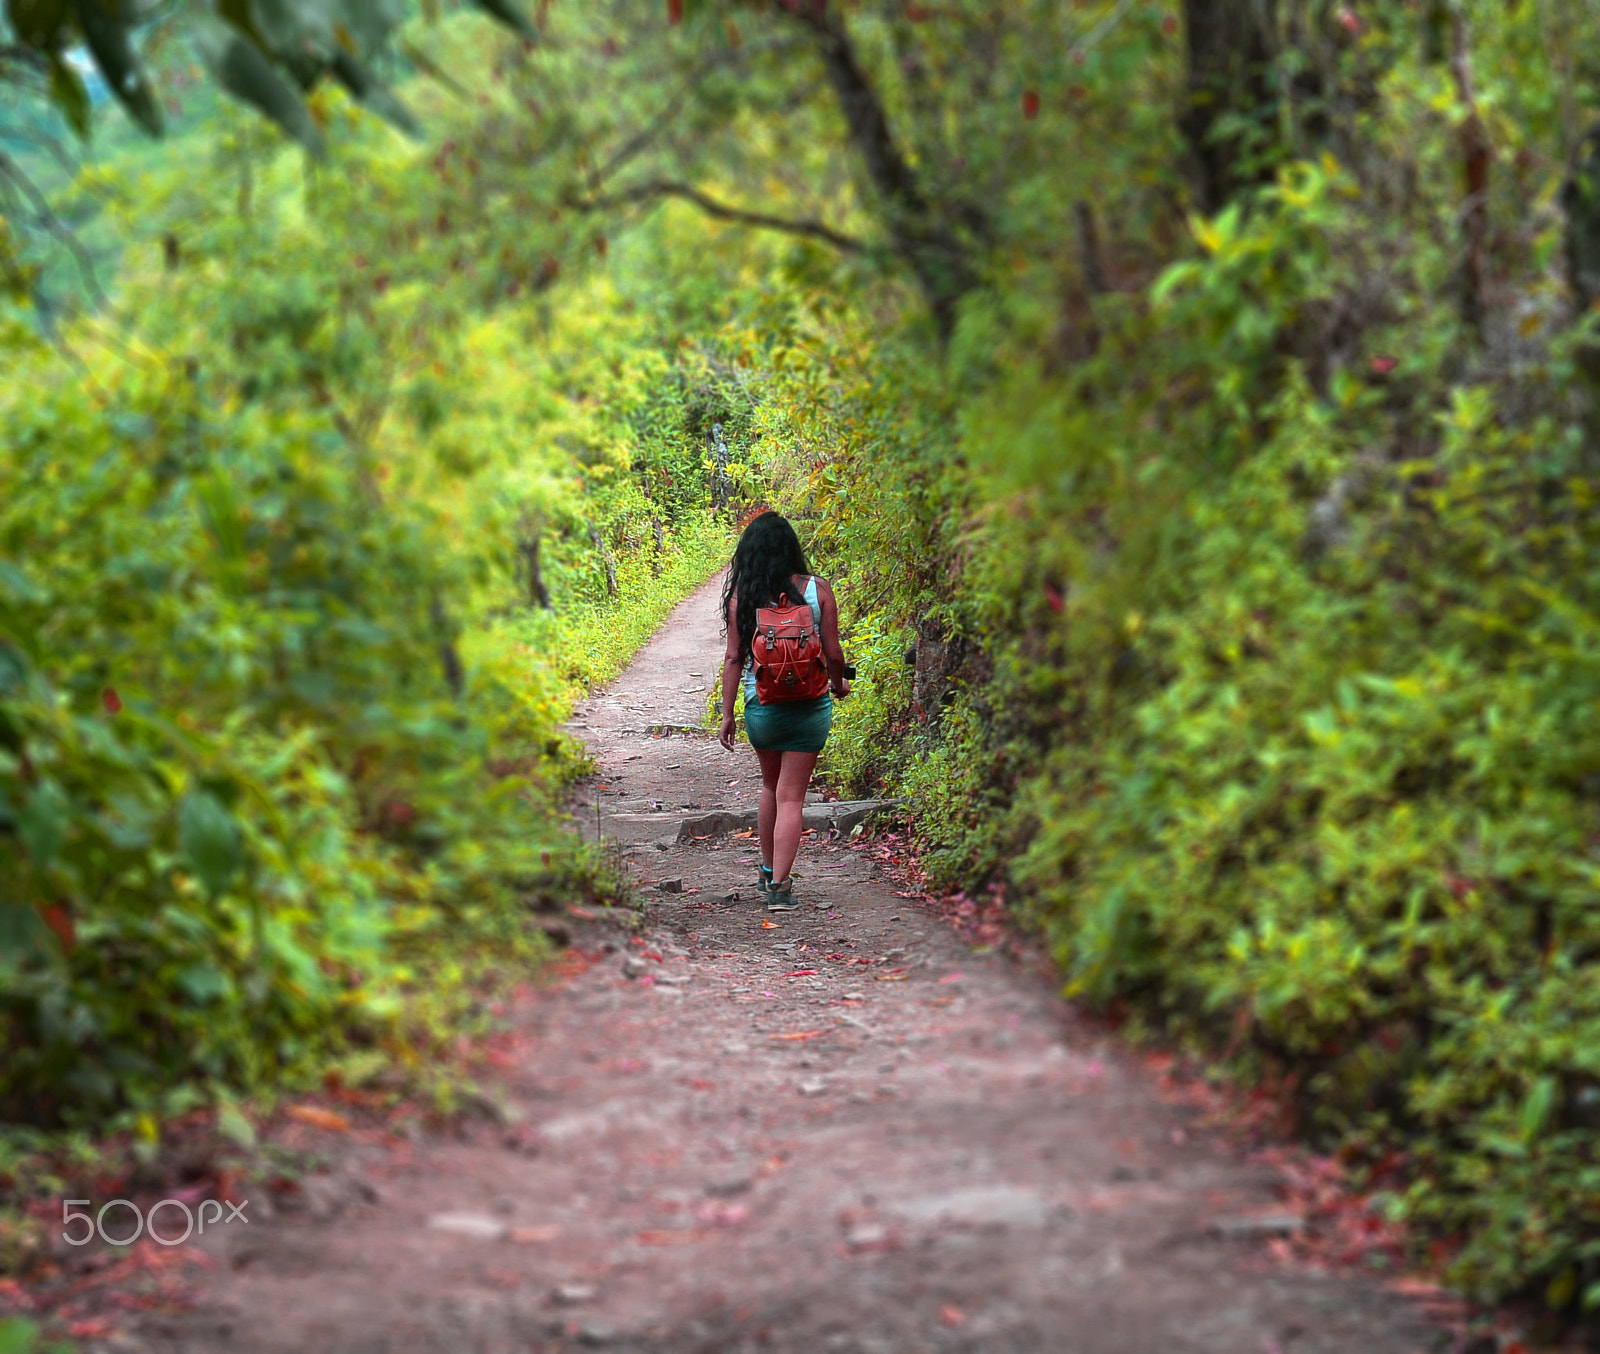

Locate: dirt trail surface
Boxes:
[114,575,1445,1354]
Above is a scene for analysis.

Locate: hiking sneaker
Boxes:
[765,878,798,912]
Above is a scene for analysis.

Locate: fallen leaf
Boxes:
[508,1225,562,1244]
[286,1105,350,1133]
[761,920,782,929]
[772,1030,825,1041]
[1384,1276,1446,1297]
[69,1319,116,1339]
[780,969,819,978]
[938,971,964,984]
[636,1228,703,1246]
[939,1304,966,1327]
[876,968,910,982]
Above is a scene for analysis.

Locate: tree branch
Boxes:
[0,149,108,311]
[781,2,979,337]
[784,4,927,220]
[570,177,867,254]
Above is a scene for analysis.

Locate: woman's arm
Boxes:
[817,580,851,697]
[719,591,743,751]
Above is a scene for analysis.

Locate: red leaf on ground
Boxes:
[286,1105,349,1133]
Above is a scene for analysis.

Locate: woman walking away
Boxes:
[718,512,850,911]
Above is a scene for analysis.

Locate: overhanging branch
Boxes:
[570,178,867,254]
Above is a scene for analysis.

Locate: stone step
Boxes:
[600,799,903,844]
[677,799,903,842]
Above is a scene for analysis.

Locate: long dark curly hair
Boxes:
[721,511,811,668]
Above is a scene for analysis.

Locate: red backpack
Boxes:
[751,584,830,704]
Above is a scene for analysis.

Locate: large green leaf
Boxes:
[469,0,535,42]
[48,53,92,140]
[177,788,242,898]
[15,779,68,871]
[329,49,421,138]
[0,904,54,959]
[4,0,71,52]
[325,0,406,57]
[192,14,326,155]
[74,0,164,136]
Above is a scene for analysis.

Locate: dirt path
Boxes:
[123,575,1444,1354]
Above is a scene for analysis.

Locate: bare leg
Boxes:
[754,748,784,871]
[772,751,820,884]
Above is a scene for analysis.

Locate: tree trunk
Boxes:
[708,422,732,510]
[1422,0,1450,65]
[1563,123,1600,415]
[791,5,980,340]
[1181,0,1281,212]
[1449,13,1491,341]
[1075,200,1110,298]
[430,596,464,699]
[518,522,552,610]
[587,523,618,600]
[651,517,665,578]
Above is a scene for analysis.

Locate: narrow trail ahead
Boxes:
[139,576,1441,1353]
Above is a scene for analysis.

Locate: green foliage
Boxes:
[1,0,533,153]
[10,0,1600,1319]
[719,0,1600,1311]
[0,32,761,1137]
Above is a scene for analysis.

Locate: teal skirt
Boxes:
[744,691,833,753]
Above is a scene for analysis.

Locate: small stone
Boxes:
[1209,1212,1304,1239]
[352,1178,383,1205]
[848,1091,871,1105]
[720,890,740,903]
[704,1173,753,1198]
[539,918,573,947]
[622,955,650,979]
[578,1323,618,1346]
[656,973,691,986]
[657,878,684,894]
[844,1222,888,1251]
[427,1212,507,1240]
[798,1078,828,1097]
[843,992,866,1001]
[491,1196,516,1215]
[553,1283,597,1306]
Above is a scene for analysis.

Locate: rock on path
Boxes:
[125,574,1442,1353]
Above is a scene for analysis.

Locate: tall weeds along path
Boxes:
[141,576,1440,1353]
